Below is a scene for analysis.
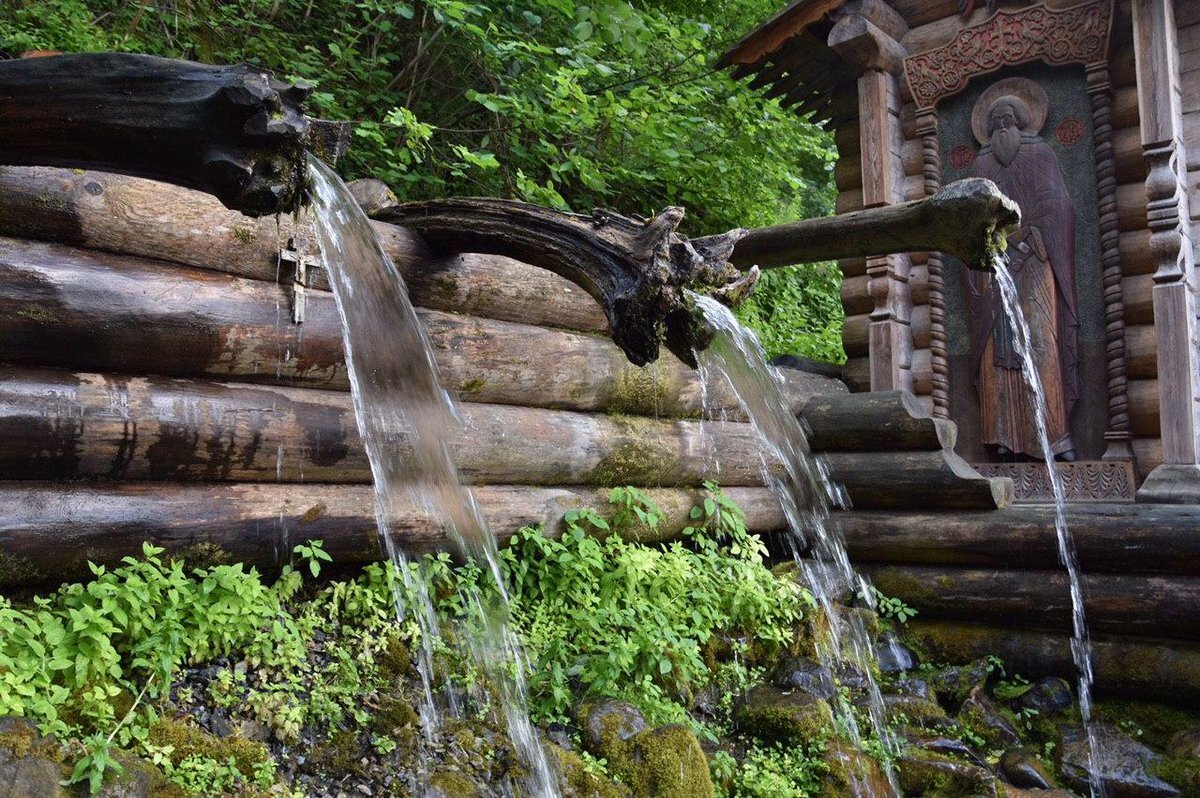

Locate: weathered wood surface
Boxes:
[0,366,765,487]
[376,198,750,367]
[744,178,1018,269]
[0,482,786,587]
[0,237,840,416]
[0,167,607,334]
[905,620,1200,708]
[865,564,1200,641]
[0,366,1005,509]
[801,390,956,452]
[0,54,310,216]
[835,504,1200,575]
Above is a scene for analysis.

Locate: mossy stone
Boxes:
[897,753,996,798]
[613,725,713,798]
[427,771,481,797]
[819,743,892,798]
[546,743,629,798]
[734,685,834,746]
[147,717,268,779]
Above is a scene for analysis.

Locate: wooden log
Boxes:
[843,313,870,355]
[822,449,1009,510]
[865,564,1200,641]
[0,167,610,335]
[0,482,787,587]
[1126,324,1157,379]
[728,179,1018,271]
[0,54,311,216]
[842,275,871,315]
[1119,229,1154,276]
[1116,181,1148,231]
[375,198,750,367]
[800,390,957,452]
[1123,274,1153,323]
[904,620,1200,708]
[833,139,923,187]
[1112,85,1139,131]
[1128,379,1160,437]
[836,504,1200,575]
[1133,437,1162,480]
[835,173,925,215]
[0,366,767,488]
[1114,125,1147,184]
[0,237,839,416]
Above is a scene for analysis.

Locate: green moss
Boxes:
[458,378,486,395]
[610,725,714,798]
[0,550,37,588]
[165,542,231,570]
[376,635,413,683]
[819,745,890,798]
[897,754,994,798]
[735,688,834,747]
[1150,756,1200,795]
[428,770,481,796]
[15,306,60,324]
[147,717,269,779]
[586,417,675,487]
[605,366,666,417]
[884,696,949,731]
[232,226,257,244]
[1094,699,1200,751]
[313,727,367,776]
[547,744,627,798]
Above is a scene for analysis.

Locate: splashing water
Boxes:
[991,258,1104,798]
[693,293,900,797]
[306,159,558,797]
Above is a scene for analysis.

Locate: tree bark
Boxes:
[904,620,1200,708]
[720,178,1020,270]
[0,54,311,216]
[0,237,839,416]
[835,504,1200,575]
[0,482,786,587]
[377,199,751,366]
[865,564,1200,642]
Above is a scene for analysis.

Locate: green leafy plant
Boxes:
[864,586,918,624]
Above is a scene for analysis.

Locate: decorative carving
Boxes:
[1055,119,1084,147]
[916,110,951,419]
[904,1,1114,111]
[974,460,1135,502]
[949,145,976,170]
[1085,62,1132,461]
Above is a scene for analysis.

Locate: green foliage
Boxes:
[725,742,828,798]
[0,0,840,358]
[865,586,918,625]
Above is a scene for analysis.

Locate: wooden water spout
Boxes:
[0,53,316,216]
[716,178,1021,270]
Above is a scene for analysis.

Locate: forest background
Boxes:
[1,0,844,362]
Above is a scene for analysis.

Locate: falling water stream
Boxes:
[991,259,1104,798]
[306,159,558,797]
[694,294,900,798]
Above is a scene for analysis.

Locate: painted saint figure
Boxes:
[966,91,1080,461]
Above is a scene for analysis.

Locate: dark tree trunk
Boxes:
[0,53,313,216]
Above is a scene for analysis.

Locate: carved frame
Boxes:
[901,0,1132,467]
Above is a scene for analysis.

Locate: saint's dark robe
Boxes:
[966,133,1080,457]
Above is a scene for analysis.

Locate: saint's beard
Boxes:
[991,125,1022,166]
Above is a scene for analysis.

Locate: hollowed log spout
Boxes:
[717,178,1021,271]
[377,199,752,367]
[0,53,316,216]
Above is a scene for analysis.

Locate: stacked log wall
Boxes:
[832,1,1163,476]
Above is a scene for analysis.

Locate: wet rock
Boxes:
[892,676,934,700]
[1000,790,1077,797]
[821,743,893,798]
[836,662,872,692]
[877,630,918,674]
[1166,727,1200,760]
[545,722,575,751]
[1061,724,1181,797]
[97,751,160,798]
[580,700,648,756]
[959,686,1023,749]
[1012,677,1075,717]
[897,753,997,797]
[906,733,987,767]
[0,749,69,798]
[546,743,626,798]
[931,659,990,709]
[735,685,834,746]
[884,695,950,730]
[999,749,1056,790]
[771,656,836,700]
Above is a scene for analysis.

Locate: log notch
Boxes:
[0,482,787,587]
[376,199,752,367]
[0,54,312,216]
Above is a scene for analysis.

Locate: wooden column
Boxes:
[829,3,913,393]
[1133,0,1200,502]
